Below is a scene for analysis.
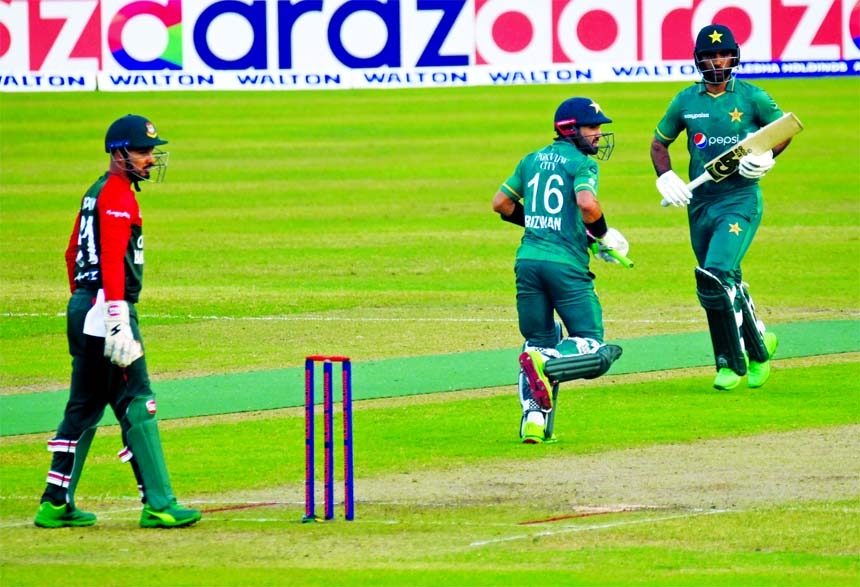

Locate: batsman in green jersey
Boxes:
[493,97,628,444]
[651,24,789,391]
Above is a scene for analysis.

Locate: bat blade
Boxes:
[701,112,804,183]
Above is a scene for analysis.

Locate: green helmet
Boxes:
[694,24,740,84]
[105,114,168,153]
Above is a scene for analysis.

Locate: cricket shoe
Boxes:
[748,332,779,389]
[713,368,742,391]
[34,501,97,528]
[522,421,546,444]
[518,351,553,411]
[140,500,202,529]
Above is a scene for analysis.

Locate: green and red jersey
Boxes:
[65,172,144,303]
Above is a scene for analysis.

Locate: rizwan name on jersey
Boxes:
[525,215,562,231]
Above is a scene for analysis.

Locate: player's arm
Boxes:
[493,189,524,226]
[98,192,132,302]
[65,212,81,294]
[771,138,791,158]
[652,135,693,207]
[493,182,525,227]
[98,189,142,367]
[739,92,790,176]
[576,188,632,267]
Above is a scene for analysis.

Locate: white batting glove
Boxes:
[594,228,629,263]
[656,170,693,207]
[104,300,143,368]
[738,149,775,179]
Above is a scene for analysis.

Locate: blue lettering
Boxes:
[277,0,323,69]
[416,0,468,67]
[329,0,399,68]
[195,0,267,69]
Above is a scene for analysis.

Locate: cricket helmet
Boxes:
[553,97,615,160]
[105,114,168,153]
[105,114,169,185]
[694,24,740,84]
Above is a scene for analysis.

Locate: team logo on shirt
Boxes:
[693,133,708,149]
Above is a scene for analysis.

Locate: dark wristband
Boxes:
[501,201,525,227]
[585,215,608,238]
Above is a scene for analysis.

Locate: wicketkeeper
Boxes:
[34,115,201,529]
[493,97,627,444]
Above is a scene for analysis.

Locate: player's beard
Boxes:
[128,165,152,182]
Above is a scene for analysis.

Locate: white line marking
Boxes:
[0,312,707,324]
[469,509,729,547]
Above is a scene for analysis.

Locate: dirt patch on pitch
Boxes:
[355,424,859,511]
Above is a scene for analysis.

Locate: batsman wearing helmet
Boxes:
[493,97,627,444]
[651,24,787,391]
[34,115,201,529]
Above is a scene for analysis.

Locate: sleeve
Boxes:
[572,160,599,196]
[753,87,784,127]
[98,187,134,302]
[65,213,81,294]
[498,159,525,202]
[654,94,685,146]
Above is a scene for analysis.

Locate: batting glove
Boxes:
[656,170,693,207]
[593,227,629,263]
[738,149,775,180]
[104,300,143,368]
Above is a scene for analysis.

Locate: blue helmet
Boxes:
[553,97,614,160]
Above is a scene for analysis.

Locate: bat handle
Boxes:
[686,172,711,191]
[608,249,634,268]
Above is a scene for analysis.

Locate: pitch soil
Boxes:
[347,424,860,512]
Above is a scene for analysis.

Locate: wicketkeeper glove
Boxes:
[656,170,693,207]
[593,228,629,264]
[738,149,775,180]
[104,300,143,368]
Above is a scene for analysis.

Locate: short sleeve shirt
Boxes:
[499,140,595,270]
[654,78,784,197]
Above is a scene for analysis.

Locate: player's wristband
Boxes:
[501,201,525,227]
[585,215,608,238]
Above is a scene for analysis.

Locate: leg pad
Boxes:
[544,344,623,383]
[738,283,769,363]
[695,267,747,375]
[124,395,175,511]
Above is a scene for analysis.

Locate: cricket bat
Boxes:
[661,112,804,207]
[587,230,634,269]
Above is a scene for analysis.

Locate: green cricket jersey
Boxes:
[654,78,784,197]
[499,139,596,271]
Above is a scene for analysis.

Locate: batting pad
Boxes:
[738,284,769,363]
[544,344,623,383]
[695,267,747,375]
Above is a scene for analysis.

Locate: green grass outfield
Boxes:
[1,78,859,585]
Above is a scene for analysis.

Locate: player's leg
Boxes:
[696,198,760,389]
[549,270,623,382]
[117,322,201,528]
[515,261,559,414]
[519,321,563,444]
[695,267,747,389]
[738,280,778,387]
[34,314,110,528]
[515,261,560,442]
[35,296,106,528]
